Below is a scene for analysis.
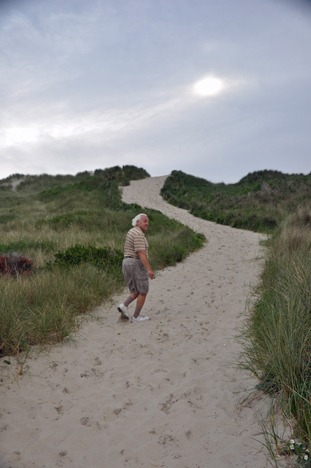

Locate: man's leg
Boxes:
[133,293,147,318]
[118,292,139,319]
[124,292,139,307]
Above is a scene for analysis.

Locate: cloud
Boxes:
[0,0,310,182]
[0,73,247,152]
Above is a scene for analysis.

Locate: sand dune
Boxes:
[0,175,268,468]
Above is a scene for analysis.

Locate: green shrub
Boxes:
[48,244,123,271]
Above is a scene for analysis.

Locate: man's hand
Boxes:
[147,269,155,280]
[138,251,155,280]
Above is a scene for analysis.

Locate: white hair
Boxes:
[132,213,148,227]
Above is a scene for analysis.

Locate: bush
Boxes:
[48,244,123,271]
[0,253,33,277]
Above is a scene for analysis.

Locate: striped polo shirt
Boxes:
[124,226,149,258]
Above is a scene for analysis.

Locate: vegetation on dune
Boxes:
[240,206,311,463]
[3,161,311,457]
[0,165,205,356]
[163,169,311,456]
[161,169,311,233]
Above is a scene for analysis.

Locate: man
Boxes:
[118,213,155,323]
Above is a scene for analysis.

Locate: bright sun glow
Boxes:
[193,77,224,97]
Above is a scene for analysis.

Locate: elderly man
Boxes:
[118,213,155,323]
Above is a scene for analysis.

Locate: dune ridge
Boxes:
[0,175,267,468]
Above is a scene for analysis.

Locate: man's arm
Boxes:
[138,250,155,279]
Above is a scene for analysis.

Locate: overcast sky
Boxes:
[0,0,310,183]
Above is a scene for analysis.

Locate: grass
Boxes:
[5,162,311,461]
[161,169,311,233]
[238,205,311,461]
[0,265,119,355]
[161,169,311,458]
[0,165,205,357]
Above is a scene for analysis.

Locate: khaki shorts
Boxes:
[122,258,149,295]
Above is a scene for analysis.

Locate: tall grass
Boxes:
[0,265,121,355]
[240,206,311,443]
[163,169,311,448]
[0,166,205,356]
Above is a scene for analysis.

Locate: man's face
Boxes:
[137,215,149,232]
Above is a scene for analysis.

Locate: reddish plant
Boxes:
[0,253,33,277]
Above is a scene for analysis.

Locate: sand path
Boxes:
[0,176,267,468]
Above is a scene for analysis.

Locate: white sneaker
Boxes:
[131,315,149,323]
[117,303,130,320]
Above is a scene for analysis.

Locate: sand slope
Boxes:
[0,176,267,468]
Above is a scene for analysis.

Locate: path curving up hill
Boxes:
[0,176,267,468]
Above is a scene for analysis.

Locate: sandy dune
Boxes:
[0,175,268,468]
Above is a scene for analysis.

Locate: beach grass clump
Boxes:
[240,205,311,442]
[149,227,205,270]
[0,265,122,356]
[0,165,205,356]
